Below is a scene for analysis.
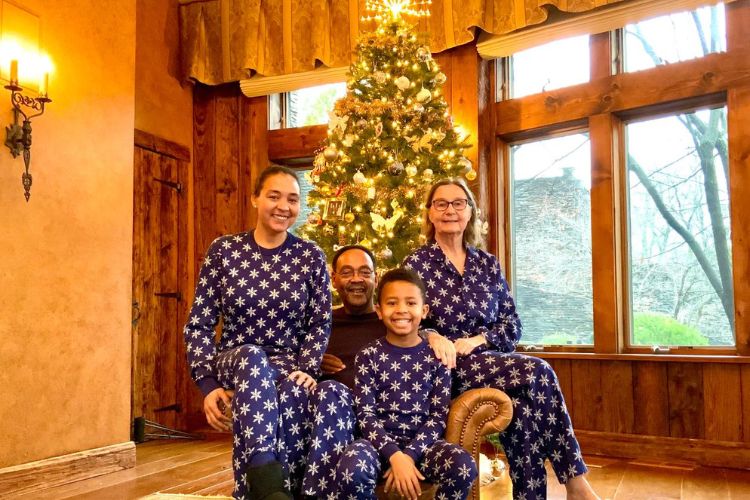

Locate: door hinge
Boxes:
[153,177,182,194]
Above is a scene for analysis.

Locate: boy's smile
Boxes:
[375,280,429,346]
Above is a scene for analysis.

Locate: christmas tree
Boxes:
[298,0,476,269]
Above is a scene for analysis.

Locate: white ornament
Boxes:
[395,76,411,91]
[423,168,434,180]
[416,88,432,103]
[457,156,473,173]
[434,72,447,85]
[367,186,377,199]
[416,47,430,62]
[406,165,418,177]
[353,171,366,184]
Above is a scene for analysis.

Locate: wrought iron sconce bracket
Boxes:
[4,83,51,201]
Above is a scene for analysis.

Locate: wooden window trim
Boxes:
[498,0,750,356]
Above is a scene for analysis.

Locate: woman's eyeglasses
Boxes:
[430,198,470,211]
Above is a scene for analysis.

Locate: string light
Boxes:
[361,0,432,22]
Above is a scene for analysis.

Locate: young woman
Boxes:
[404,178,598,500]
[184,165,331,499]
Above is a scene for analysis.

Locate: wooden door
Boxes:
[132,130,190,431]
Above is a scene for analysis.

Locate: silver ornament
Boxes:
[388,161,405,176]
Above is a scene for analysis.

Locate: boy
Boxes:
[334,268,478,500]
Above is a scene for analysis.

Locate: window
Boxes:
[511,134,593,345]
[624,4,726,73]
[506,35,590,99]
[495,2,747,354]
[625,107,733,347]
[290,166,315,235]
[269,82,347,129]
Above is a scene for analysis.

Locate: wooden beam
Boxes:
[495,49,750,137]
[0,442,135,497]
[267,125,327,161]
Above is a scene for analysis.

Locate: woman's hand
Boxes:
[454,334,487,357]
[288,370,317,390]
[320,353,345,375]
[384,451,425,500]
[203,388,233,432]
[425,330,456,369]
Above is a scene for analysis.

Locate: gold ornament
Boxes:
[406,165,418,177]
[353,171,367,184]
[466,169,477,181]
[373,71,387,84]
[367,186,377,199]
[423,168,434,180]
[344,212,355,223]
[434,72,447,84]
[395,76,410,91]
[324,147,339,162]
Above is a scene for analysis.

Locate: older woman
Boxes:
[404,178,598,500]
[184,165,331,500]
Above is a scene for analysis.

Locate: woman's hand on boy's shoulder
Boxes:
[424,329,456,369]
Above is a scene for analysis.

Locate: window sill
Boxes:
[525,350,750,364]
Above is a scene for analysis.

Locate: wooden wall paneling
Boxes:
[240,96,269,228]
[632,361,669,436]
[589,113,620,354]
[728,85,750,356]
[193,83,218,273]
[547,359,573,420]
[495,49,750,137]
[447,44,479,170]
[667,362,705,439]
[175,153,193,429]
[600,361,634,434]
[742,365,750,443]
[703,364,743,442]
[570,360,603,430]
[214,89,241,235]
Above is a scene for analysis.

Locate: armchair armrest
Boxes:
[445,388,513,500]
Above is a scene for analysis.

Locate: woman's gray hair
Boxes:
[422,177,484,248]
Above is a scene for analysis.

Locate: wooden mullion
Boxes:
[727,0,750,53]
[728,85,750,356]
[495,48,750,137]
[590,113,622,354]
[589,32,612,80]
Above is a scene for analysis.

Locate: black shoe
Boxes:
[245,461,292,500]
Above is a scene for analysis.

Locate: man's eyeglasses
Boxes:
[337,268,374,279]
[430,198,470,211]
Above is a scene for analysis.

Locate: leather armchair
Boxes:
[375,387,513,500]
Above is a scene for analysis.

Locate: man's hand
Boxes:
[203,388,233,432]
[384,451,424,500]
[288,370,317,389]
[425,330,456,369]
[454,334,487,356]
[320,353,346,375]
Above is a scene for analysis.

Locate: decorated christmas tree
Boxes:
[298,0,476,269]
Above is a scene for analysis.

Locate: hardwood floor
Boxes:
[18,434,750,499]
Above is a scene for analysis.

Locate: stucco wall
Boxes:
[0,0,135,467]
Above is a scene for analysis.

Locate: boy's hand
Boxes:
[288,370,317,389]
[321,353,346,374]
[384,451,424,500]
[203,388,233,431]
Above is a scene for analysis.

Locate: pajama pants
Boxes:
[334,439,477,500]
[215,344,312,499]
[454,350,587,500]
[302,380,357,496]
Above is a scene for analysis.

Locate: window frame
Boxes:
[495,1,750,358]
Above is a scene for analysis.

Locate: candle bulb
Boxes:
[39,72,48,97]
[9,59,18,85]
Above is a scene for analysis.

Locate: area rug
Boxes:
[139,494,232,499]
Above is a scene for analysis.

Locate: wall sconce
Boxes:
[4,58,51,201]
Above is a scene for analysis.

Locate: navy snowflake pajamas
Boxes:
[334,338,478,499]
[184,231,332,499]
[405,243,588,500]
